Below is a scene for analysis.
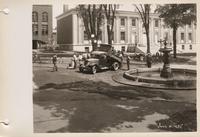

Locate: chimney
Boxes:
[63,5,68,13]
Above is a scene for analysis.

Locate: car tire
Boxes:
[112,62,120,71]
[79,67,83,72]
[91,66,97,74]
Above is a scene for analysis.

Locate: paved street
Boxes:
[33,61,196,133]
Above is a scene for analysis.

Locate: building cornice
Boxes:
[56,9,77,20]
[56,8,161,20]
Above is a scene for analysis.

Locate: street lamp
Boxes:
[91,34,95,38]
[0,8,10,15]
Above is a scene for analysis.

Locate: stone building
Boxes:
[56,6,196,54]
[32,5,53,49]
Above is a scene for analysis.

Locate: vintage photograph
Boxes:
[32,3,197,133]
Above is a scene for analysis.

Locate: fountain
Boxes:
[159,40,172,78]
[118,40,196,90]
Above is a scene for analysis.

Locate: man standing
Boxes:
[126,55,131,70]
[73,54,78,69]
[52,54,58,71]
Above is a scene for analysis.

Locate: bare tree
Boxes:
[103,4,116,45]
[77,4,104,51]
[134,4,151,54]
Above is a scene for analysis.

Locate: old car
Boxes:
[79,51,122,74]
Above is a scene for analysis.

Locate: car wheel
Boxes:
[91,66,97,74]
[112,62,120,71]
[79,67,83,72]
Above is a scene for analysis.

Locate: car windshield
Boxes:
[91,54,101,59]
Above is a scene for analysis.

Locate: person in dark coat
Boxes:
[126,55,131,70]
[52,54,58,71]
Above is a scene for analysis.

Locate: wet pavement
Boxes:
[33,62,196,133]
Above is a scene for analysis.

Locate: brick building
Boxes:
[32,5,53,49]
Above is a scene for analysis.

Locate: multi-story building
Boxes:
[32,5,53,49]
[56,6,196,54]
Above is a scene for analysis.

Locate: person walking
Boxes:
[52,54,58,71]
[126,55,131,70]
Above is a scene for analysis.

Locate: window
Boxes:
[155,19,159,27]
[190,45,192,50]
[121,46,125,52]
[42,25,48,35]
[84,31,88,40]
[32,11,38,22]
[165,32,168,41]
[182,45,185,50]
[120,18,125,26]
[120,32,125,41]
[85,47,89,52]
[42,12,48,22]
[99,31,102,40]
[181,33,185,43]
[132,18,136,26]
[188,33,192,43]
[32,24,38,35]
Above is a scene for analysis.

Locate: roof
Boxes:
[91,51,107,55]
[56,7,160,20]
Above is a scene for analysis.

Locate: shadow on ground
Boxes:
[33,80,196,132]
[36,80,173,100]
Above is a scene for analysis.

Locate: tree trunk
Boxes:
[146,30,150,54]
[107,25,112,45]
[173,27,177,58]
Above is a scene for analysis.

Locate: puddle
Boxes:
[34,104,76,133]
[102,112,169,132]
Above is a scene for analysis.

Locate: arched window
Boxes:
[42,12,48,22]
[32,11,38,22]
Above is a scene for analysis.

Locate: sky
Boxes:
[52,3,76,29]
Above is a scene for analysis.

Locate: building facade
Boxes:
[56,8,196,54]
[32,5,53,49]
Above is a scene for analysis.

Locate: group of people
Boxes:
[52,53,91,71]
[51,51,154,72]
[67,53,91,69]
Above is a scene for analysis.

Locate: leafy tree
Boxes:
[134,4,151,54]
[77,4,104,51]
[155,4,196,58]
[103,4,116,45]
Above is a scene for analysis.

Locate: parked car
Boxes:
[79,51,122,74]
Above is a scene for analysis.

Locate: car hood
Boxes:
[87,58,99,62]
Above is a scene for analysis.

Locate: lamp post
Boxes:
[91,34,98,51]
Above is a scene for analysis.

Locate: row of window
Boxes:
[120,18,159,27]
[181,32,192,42]
[32,11,48,22]
[182,45,193,50]
[83,30,193,44]
[32,24,48,35]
